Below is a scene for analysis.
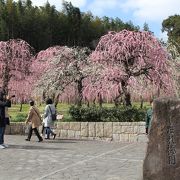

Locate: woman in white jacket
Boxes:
[43,98,56,139]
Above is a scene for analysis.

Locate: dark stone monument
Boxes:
[143,98,180,180]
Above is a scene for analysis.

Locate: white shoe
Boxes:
[0,145,5,149]
[2,144,9,148]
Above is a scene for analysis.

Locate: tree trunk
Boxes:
[140,95,144,109]
[114,96,120,107]
[114,99,119,107]
[52,93,56,103]
[76,79,83,107]
[93,98,96,106]
[42,91,46,102]
[121,81,132,106]
[124,92,132,106]
[98,93,103,108]
[85,97,89,107]
[113,87,122,107]
[54,93,60,108]
[157,87,160,97]
[19,101,23,112]
[2,65,11,95]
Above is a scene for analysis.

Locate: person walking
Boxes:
[0,91,11,149]
[25,100,43,142]
[43,98,56,140]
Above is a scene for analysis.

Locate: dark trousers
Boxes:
[45,127,55,139]
[0,127,5,145]
[0,118,9,145]
[41,124,45,134]
[27,126,42,141]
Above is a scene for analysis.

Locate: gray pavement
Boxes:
[0,135,147,180]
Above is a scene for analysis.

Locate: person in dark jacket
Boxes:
[0,91,11,149]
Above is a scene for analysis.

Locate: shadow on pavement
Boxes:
[8,144,67,150]
[43,139,78,143]
[42,138,94,144]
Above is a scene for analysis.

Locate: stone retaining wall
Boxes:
[5,122,147,142]
[56,122,146,142]
[5,122,26,135]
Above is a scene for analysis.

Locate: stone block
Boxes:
[113,122,120,126]
[81,122,89,137]
[138,125,145,134]
[10,124,25,135]
[96,122,104,137]
[60,130,68,138]
[104,122,113,138]
[5,125,11,135]
[133,126,139,134]
[89,122,96,137]
[56,130,61,137]
[113,124,122,134]
[69,122,81,131]
[128,134,137,142]
[88,137,96,140]
[119,122,132,126]
[53,128,59,135]
[121,125,134,133]
[112,134,120,141]
[119,134,129,142]
[62,122,70,130]
[137,122,146,126]
[137,134,148,143]
[56,122,63,129]
[68,130,75,138]
[74,131,81,139]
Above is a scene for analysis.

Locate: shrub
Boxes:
[69,105,146,122]
[12,113,27,122]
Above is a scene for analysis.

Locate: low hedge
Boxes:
[69,105,146,122]
[11,113,27,122]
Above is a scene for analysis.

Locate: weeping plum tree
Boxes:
[8,77,33,111]
[90,30,174,106]
[30,46,70,104]
[0,39,33,94]
[32,46,91,106]
[67,47,91,106]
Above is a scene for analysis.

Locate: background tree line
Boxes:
[0,0,142,52]
[162,14,180,53]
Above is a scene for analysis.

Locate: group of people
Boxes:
[25,98,57,142]
[0,87,58,149]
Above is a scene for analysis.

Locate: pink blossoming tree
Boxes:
[0,39,33,95]
[32,46,91,106]
[88,30,174,106]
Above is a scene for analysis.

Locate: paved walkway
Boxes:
[0,135,147,180]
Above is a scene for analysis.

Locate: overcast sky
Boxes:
[18,0,180,40]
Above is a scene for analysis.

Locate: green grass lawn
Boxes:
[8,102,151,122]
[8,103,71,122]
